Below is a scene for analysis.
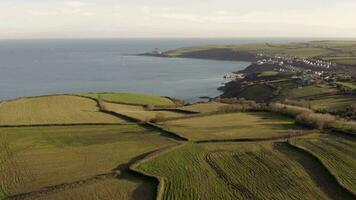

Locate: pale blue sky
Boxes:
[1,0,355,39]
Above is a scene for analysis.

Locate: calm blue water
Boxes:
[0,38,311,102]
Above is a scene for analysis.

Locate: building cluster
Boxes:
[255,53,335,70]
[224,72,244,80]
[254,53,342,84]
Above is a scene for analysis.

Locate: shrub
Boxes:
[150,113,166,123]
[97,96,107,111]
[296,112,335,130]
[217,99,266,113]
[281,99,311,109]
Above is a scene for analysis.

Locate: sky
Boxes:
[1,0,356,39]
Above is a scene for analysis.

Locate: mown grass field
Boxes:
[292,134,356,193]
[177,102,228,113]
[82,92,175,106]
[0,125,177,200]
[159,112,309,141]
[309,94,356,112]
[104,102,187,121]
[0,95,123,126]
[136,142,349,200]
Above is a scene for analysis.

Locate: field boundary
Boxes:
[195,131,311,144]
[0,123,133,128]
[78,92,176,107]
[130,144,186,200]
[286,140,356,198]
[5,172,117,200]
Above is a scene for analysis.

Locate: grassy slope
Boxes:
[292,134,356,193]
[137,144,239,200]
[166,41,356,64]
[269,80,354,112]
[137,142,336,200]
[0,95,123,126]
[336,81,356,89]
[82,92,174,106]
[0,125,176,200]
[104,102,187,121]
[159,112,310,141]
[310,94,356,112]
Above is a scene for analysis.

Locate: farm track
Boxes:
[205,152,259,200]
[276,142,356,200]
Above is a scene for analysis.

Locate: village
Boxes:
[224,53,356,95]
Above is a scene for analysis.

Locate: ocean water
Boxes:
[0,38,310,102]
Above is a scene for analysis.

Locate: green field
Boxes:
[82,92,174,106]
[178,102,228,113]
[0,95,123,126]
[136,142,351,200]
[258,70,280,77]
[1,93,355,200]
[104,102,187,122]
[309,94,356,112]
[0,125,176,200]
[159,112,309,141]
[336,81,356,89]
[292,134,356,193]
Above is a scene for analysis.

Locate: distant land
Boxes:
[142,40,356,75]
[142,40,356,119]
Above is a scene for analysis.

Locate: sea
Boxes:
[0,38,312,102]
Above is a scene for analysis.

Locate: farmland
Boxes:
[81,92,175,106]
[0,95,123,126]
[136,142,354,200]
[104,102,187,122]
[1,91,355,200]
[291,134,356,193]
[164,40,356,65]
[177,102,227,113]
[0,125,177,200]
[158,112,309,141]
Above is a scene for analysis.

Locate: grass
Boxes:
[178,102,228,113]
[0,125,176,199]
[159,112,309,141]
[310,94,356,112]
[292,134,356,193]
[321,57,356,65]
[137,144,238,200]
[0,95,124,126]
[137,142,341,200]
[34,178,154,200]
[165,41,356,64]
[82,92,174,106]
[279,84,335,100]
[104,102,187,122]
[336,81,356,89]
[258,71,279,77]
